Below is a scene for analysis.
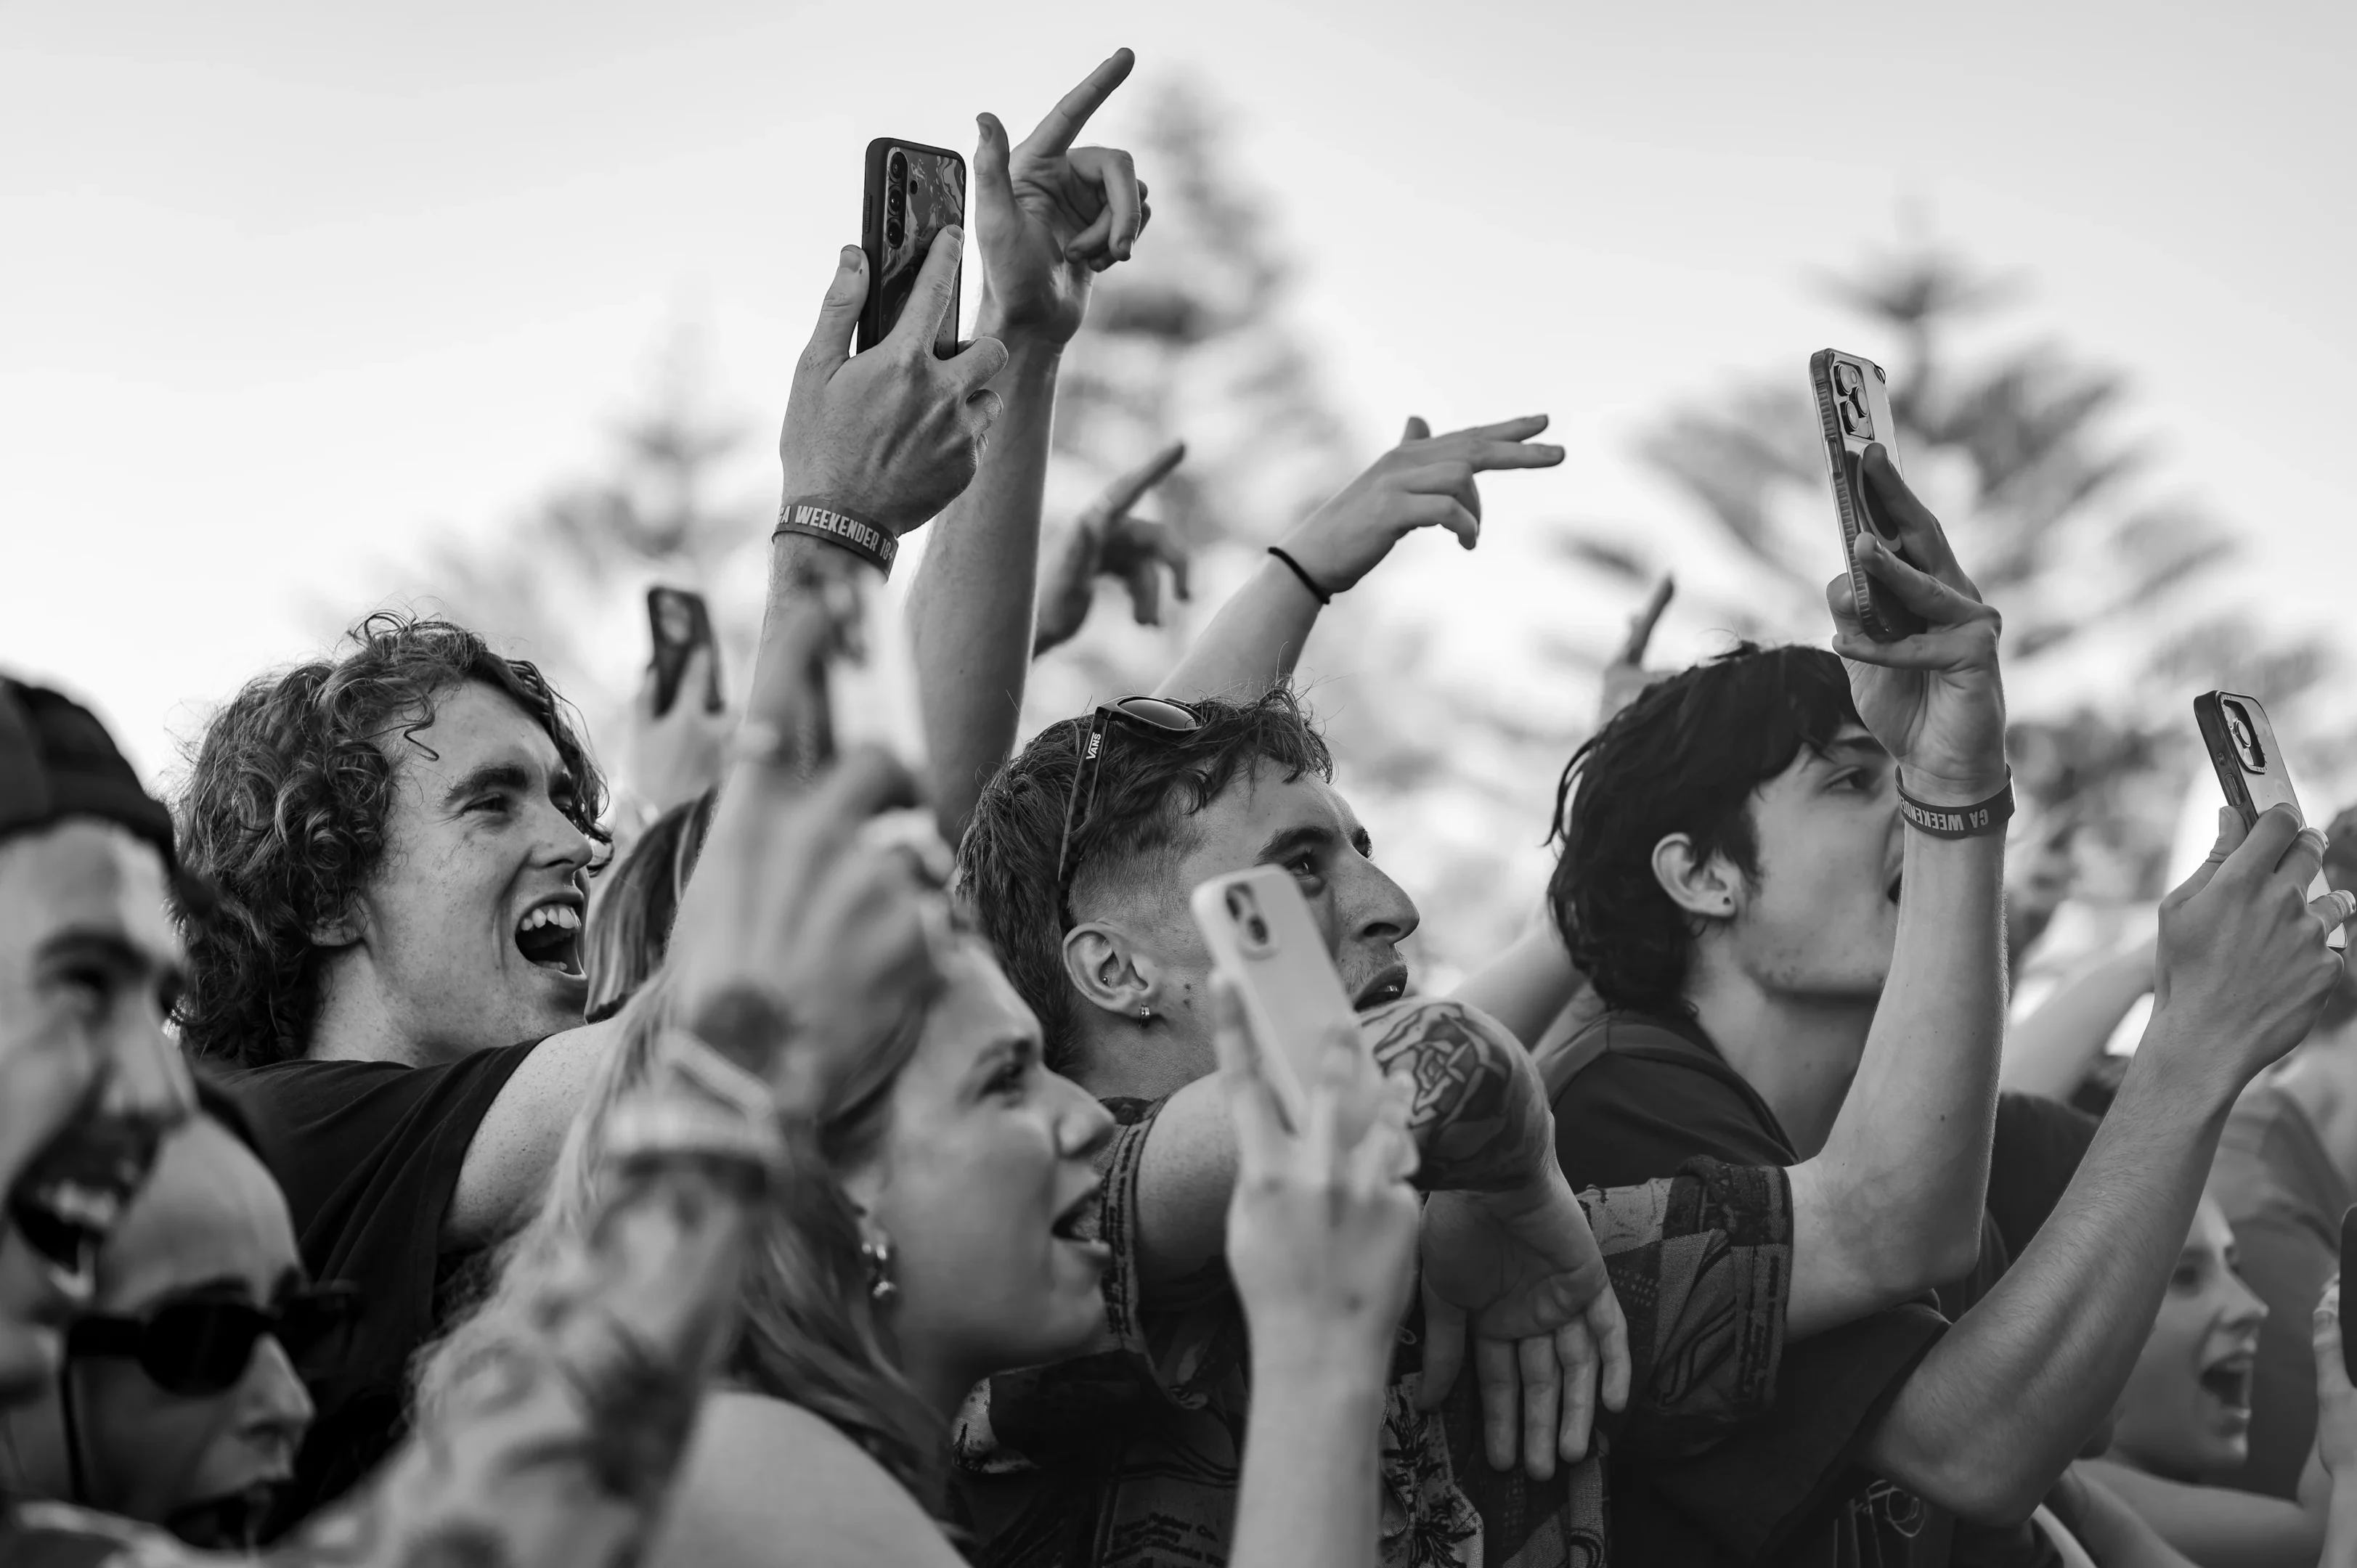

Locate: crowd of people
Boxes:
[6,42,2357,1568]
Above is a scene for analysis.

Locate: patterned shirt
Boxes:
[950,1095,1793,1568]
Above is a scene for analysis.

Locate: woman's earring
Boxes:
[860,1233,897,1304]
[1137,1004,1152,1024]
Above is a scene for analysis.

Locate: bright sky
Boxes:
[4,0,2351,787]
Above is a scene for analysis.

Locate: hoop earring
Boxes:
[860,1234,897,1304]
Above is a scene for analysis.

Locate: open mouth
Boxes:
[166,1480,288,1553]
[1051,1185,1106,1252]
[1354,965,1410,1010]
[5,1117,160,1307]
[2199,1354,2255,1413]
[513,896,585,978]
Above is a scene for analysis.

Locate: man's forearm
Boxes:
[1790,828,2004,1334]
[908,338,1061,844]
[1364,998,1554,1193]
[1863,1024,2238,1524]
[1154,557,1320,703]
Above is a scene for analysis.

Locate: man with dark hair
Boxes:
[943,449,2127,1568]
[1542,447,2357,1565]
[2209,809,2357,1499]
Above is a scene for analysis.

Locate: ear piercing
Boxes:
[860,1235,897,1303]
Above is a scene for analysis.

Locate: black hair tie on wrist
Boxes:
[1267,547,1331,605]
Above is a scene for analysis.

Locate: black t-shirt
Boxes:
[216,1042,539,1530]
[1546,1010,2089,1568]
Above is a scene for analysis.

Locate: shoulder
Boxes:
[652,1392,964,1568]
[1551,1012,1790,1182]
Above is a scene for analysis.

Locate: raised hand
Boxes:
[1277,414,1565,597]
[2146,806,2354,1093]
[973,48,1151,347]
[626,647,730,817]
[665,599,952,1114]
[1822,444,2006,803]
[1216,979,1420,1365]
[1033,441,1191,654]
[781,236,1010,536]
[1594,574,1674,727]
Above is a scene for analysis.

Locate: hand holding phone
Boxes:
[2195,690,2345,950]
[1810,349,1925,643]
[646,587,723,717]
[861,139,966,358]
[1191,867,1364,1126]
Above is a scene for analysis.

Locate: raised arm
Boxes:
[1156,415,1563,702]
[444,235,1002,1251]
[1780,441,2011,1339]
[909,50,1151,841]
[1030,441,1189,659]
[1860,806,2353,1527]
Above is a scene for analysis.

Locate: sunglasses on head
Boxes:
[68,1279,359,1398]
[1054,696,1208,919]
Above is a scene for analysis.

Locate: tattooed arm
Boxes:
[1135,997,1561,1291]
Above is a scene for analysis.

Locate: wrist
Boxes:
[1896,762,2011,808]
[2117,1010,2242,1121]
[1243,1320,1395,1389]
[975,296,1072,364]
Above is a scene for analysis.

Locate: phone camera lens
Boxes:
[887,187,905,213]
[1247,918,1269,946]
[889,152,906,180]
[885,220,905,247]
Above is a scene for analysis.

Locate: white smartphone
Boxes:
[1190,865,1361,1124]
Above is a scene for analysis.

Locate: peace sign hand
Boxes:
[974,49,1152,348]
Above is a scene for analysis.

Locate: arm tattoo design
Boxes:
[1365,1000,1553,1194]
[78,1089,764,1568]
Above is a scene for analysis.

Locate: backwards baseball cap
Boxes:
[0,677,179,872]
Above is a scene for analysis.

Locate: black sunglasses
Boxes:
[68,1280,359,1397]
[1054,696,1208,918]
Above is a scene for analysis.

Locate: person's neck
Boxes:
[1068,1017,1210,1104]
[1683,954,1876,1160]
[896,1341,986,1429]
[304,953,441,1068]
[2268,1034,2357,1196]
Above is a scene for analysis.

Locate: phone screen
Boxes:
[871,144,964,357]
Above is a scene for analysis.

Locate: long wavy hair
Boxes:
[172,613,608,1066]
[412,967,948,1513]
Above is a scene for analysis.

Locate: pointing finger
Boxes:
[1022,47,1136,156]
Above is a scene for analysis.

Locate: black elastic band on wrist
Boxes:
[1896,769,2015,840]
[1267,546,1331,605]
[776,500,898,578]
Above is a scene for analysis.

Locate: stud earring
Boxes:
[859,1234,897,1304]
[1138,1004,1152,1023]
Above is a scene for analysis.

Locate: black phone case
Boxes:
[1809,349,1926,643]
[859,138,965,359]
[646,587,721,717]
[2342,1207,2357,1385]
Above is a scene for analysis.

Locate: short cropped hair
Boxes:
[1550,643,1859,1019]
[956,687,1332,1074]
[175,613,608,1067]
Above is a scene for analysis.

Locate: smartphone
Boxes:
[1190,866,1363,1124]
[860,139,965,358]
[2342,1206,2357,1384]
[646,587,722,716]
[2195,690,2344,950]
[1809,348,1925,643]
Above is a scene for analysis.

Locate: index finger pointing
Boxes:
[1021,47,1136,156]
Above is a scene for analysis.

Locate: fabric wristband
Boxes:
[1266,546,1331,605]
[777,500,899,578]
[1896,769,2015,840]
